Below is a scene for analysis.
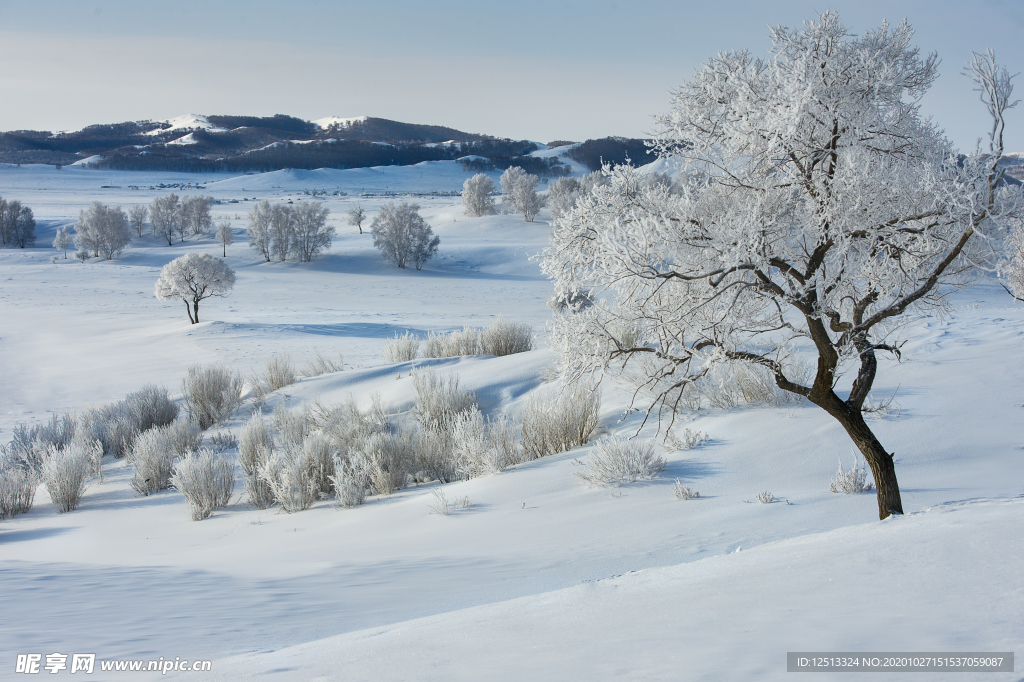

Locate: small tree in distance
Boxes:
[463,174,496,217]
[347,205,366,234]
[129,205,148,238]
[216,221,234,257]
[53,226,72,258]
[500,166,545,221]
[371,202,439,270]
[74,202,131,260]
[155,253,236,324]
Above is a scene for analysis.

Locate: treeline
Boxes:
[566,137,654,171]
[0,197,36,248]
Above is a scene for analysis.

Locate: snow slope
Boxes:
[143,114,228,136]
[0,162,1021,680]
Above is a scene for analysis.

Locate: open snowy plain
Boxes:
[0,160,1021,680]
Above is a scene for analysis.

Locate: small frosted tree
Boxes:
[347,205,366,234]
[216,221,234,257]
[542,15,1021,520]
[500,166,545,221]
[291,201,334,262]
[74,202,131,259]
[181,196,214,237]
[155,253,236,324]
[53,225,72,258]
[129,204,148,238]
[370,202,440,270]
[270,204,294,261]
[247,200,274,261]
[12,205,35,248]
[549,177,582,221]
[463,174,496,217]
[150,194,180,246]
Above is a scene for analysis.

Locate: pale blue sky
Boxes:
[1,0,1022,151]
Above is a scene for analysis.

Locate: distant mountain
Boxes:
[0,115,568,175]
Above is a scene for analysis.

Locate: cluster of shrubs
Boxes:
[233,368,602,515]
[0,365,244,521]
[382,318,533,363]
[0,196,36,249]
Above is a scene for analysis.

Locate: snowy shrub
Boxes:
[382,331,420,363]
[428,487,450,515]
[273,405,311,452]
[238,411,275,509]
[521,382,601,458]
[330,453,370,508]
[672,480,699,500]
[209,431,237,452]
[41,443,92,513]
[182,364,243,430]
[756,490,776,504]
[171,449,235,521]
[262,355,297,392]
[700,362,799,409]
[413,370,478,433]
[129,429,176,496]
[4,414,76,471]
[462,173,497,217]
[370,202,440,270]
[665,428,709,451]
[303,352,344,377]
[479,318,532,356]
[422,327,480,358]
[123,385,180,433]
[412,426,460,483]
[359,429,413,496]
[260,449,316,513]
[161,420,204,456]
[0,466,37,519]
[75,249,89,262]
[451,408,520,478]
[830,456,874,494]
[546,287,594,314]
[574,437,665,487]
[299,431,336,497]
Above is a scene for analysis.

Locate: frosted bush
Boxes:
[428,487,450,515]
[830,456,874,494]
[129,429,176,496]
[413,370,477,433]
[238,411,275,509]
[182,364,243,429]
[262,354,297,392]
[0,466,37,519]
[209,431,237,452]
[451,408,520,478]
[273,406,311,451]
[171,449,235,521]
[359,429,413,496]
[330,453,370,508]
[421,327,480,358]
[671,479,700,500]
[574,437,665,487]
[5,414,76,471]
[260,449,315,513]
[382,331,420,363]
[665,428,709,451]
[303,352,344,377]
[41,442,92,513]
[412,426,460,484]
[123,385,179,433]
[521,382,601,458]
[479,318,532,356]
[756,490,777,504]
[299,431,335,497]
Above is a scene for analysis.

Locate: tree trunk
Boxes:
[184,299,196,324]
[193,300,200,324]
[813,396,904,519]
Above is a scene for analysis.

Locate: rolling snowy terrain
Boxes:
[0,160,1021,681]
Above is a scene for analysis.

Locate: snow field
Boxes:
[0,162,1022,680]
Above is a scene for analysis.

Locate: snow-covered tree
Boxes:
[74,202,131,260]
[370,202,439,270]
[181,196,214,237]
[129,204,148,238]
[53,225,72,258]
[291,201,334,262]
[270,204,294,261]
[150,194,180,246]
[11,205,35,248]
[347,205,366,234]
[216,221,234,258]
[154,253,236,324]
[500,166,545,221]
[542,14,1021,520]
[462,174,496,217]
[246,200,274,261]
[548,177,582,221]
